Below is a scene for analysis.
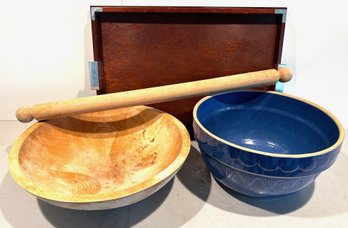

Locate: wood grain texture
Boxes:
[9,106,190,209]
[91,6,286,132]
[16,68,292,123]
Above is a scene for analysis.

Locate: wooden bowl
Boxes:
[9,106,190,210]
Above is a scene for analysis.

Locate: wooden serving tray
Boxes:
[90,6,287,133]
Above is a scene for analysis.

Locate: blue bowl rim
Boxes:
[193,90,345,158]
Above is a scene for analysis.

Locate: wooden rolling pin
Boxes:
[16,68,292,122]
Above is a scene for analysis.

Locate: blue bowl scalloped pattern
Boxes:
[201,149,319,197]
[194,121,341,178]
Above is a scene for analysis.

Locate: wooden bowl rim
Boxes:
[8,106,191,203]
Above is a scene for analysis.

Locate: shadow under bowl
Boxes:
[193,91,344,197]
[8,106,190,210]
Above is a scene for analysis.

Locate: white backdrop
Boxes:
[1,0,347,128]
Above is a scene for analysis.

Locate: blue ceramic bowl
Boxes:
[193,91,344,197]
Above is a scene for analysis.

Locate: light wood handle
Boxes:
[16,68,292,122]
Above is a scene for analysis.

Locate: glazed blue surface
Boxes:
[193,91,343,197]
[197,91,339,154]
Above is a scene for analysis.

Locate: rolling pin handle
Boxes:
[278,67,293,83]
[16,107,34,123]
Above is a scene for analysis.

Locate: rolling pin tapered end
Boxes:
[278,67,293,83]
[16,107,34,123]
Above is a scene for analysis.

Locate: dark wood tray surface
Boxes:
[91,6,286,133]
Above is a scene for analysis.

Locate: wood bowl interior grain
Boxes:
[9,106,190,207]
